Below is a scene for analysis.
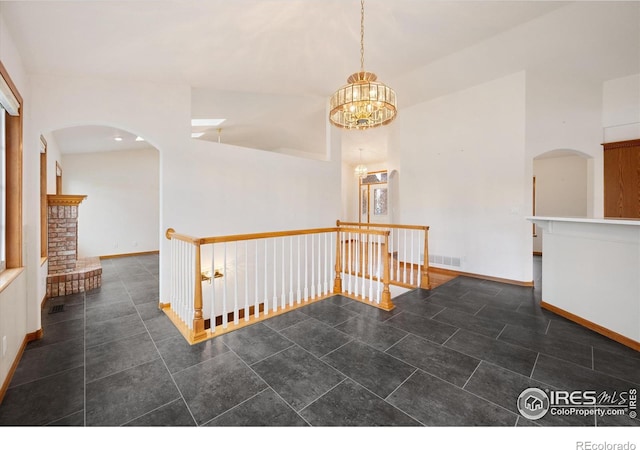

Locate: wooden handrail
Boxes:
[166,226,390,246]
[337,220,429,231]
[165,228,201,245]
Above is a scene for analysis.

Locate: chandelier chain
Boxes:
[360,0,365,72]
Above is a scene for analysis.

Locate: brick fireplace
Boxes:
[46,194,102,297]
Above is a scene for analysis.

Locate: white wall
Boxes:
[603,73,640,143]
[396,72,530,282]
[44,133,63,194]
[525,69,604,218]
[0,10,30,390]
[532,155,589,253]
[341,162,357,222]
[62,148,160,258]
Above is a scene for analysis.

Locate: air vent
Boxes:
[429,254,461,268]
[49,304,64,314]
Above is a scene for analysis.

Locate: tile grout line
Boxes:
[529,352,540,379]
[461,360,482,390]
[495,324,508,341]
[544,319,551,335]
[441,328,460,347]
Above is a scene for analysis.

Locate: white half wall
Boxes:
[62,148,160,258]
[396,71,530,282]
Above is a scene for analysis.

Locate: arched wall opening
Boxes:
[532,148,592,254]
[45,124,161,259]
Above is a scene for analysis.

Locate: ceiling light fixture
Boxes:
[114,136,123,142]
[329,0,397,130]
[355,148,368,178]
[135,136,144,142]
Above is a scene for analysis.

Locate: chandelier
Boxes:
[355,148,368,178]
[329,0,397,130]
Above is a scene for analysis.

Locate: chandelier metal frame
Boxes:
[329,0,397,130]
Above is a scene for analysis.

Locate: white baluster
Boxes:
[317,233,322,297]
[297,235,301,303]
[222,242,228,329]
[273,239,278,312]
[323,233,328,295]
[245,241,249,322]
[341,231,346,293]
[347,232,352,294]
[210,243,216,333]
[311,234,315,299]
[403,229,408,284]
[357,233,362,297]
[289,236,294,306]
[264,239,269,316]
[377,235,382,303]
[281,237,286,309]
[304,234,309,301]
[255,240,259,318]
[395,229,400,282]
[368,234,373,302]
[170,239,174,311]
[417,231,422,289]
[234,242,239,325]
[361,234,366,298]
[410,230,415,286]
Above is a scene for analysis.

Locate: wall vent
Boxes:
[429,254,461,268]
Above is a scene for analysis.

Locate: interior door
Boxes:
[359,171,389,224]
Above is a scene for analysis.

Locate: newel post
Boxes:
[380,231,394,311]
[333,228,343,293]
[421,226,431,289]
[192,240,206,340]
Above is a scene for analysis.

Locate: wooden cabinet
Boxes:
[603,139,640,218]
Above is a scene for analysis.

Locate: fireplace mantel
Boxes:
[47,194,87,206]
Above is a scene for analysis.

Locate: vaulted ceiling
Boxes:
[1,1,638,164]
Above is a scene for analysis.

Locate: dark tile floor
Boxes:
[0,255,638,427]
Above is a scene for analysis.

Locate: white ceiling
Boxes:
[1,1,638,162]
[51,125,155,154]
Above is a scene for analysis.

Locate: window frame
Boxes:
[0,60,24,275]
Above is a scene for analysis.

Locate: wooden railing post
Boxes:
[192,241,206,340]
[380,232,394,311]
[421,226,431,289]
[333,228,342,293]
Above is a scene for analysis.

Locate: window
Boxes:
[0,105,5,272]
[0,61,23,274]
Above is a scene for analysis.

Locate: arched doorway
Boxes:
[532,149,591,255]
[47,125,160,259]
